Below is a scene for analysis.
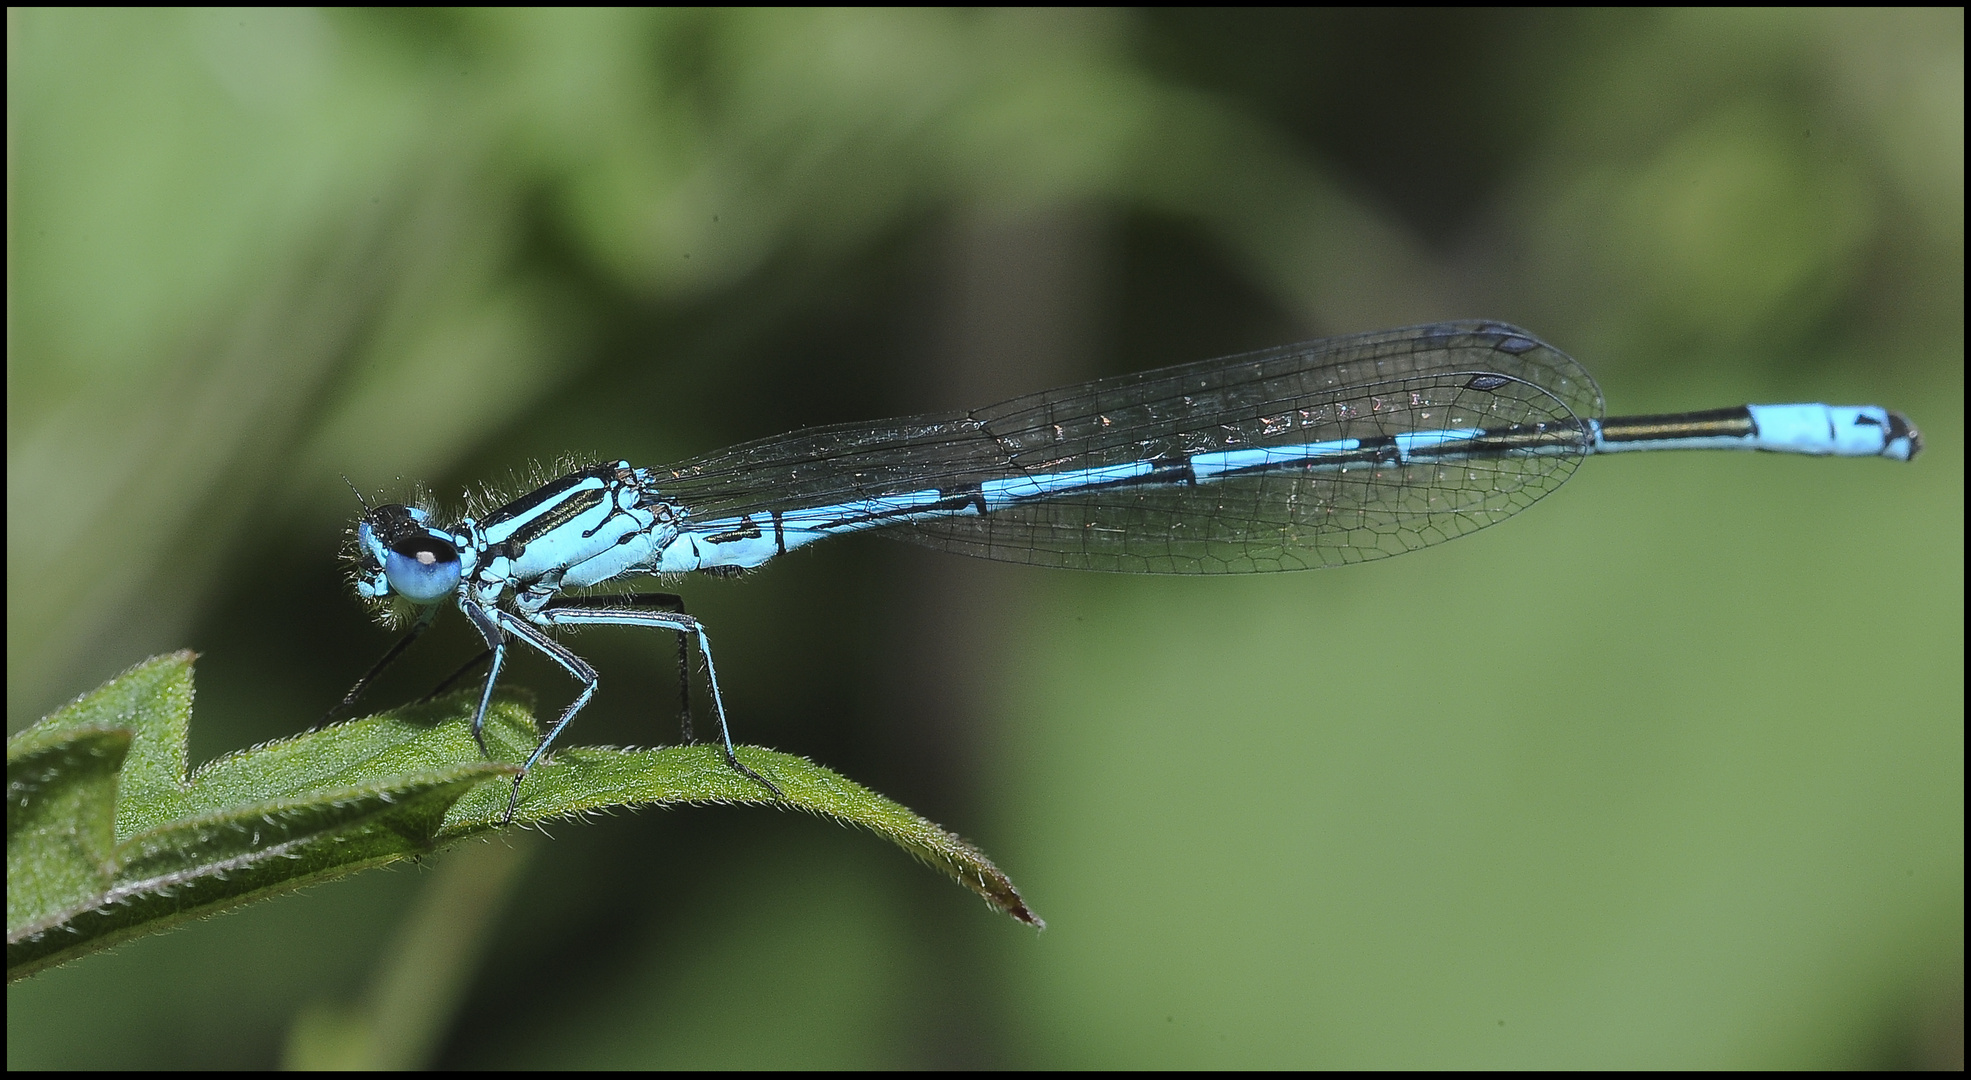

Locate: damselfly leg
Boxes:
[320,607,439,728]
[419,593,698,744]
[456,592,779,821]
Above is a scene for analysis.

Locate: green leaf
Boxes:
[7,724,131,935]
[488,743,1043,927]
[7,652,1040,981]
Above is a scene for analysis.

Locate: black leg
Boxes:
[415,597,689,741]
[676,626,692,743]
[418,648,495,704]
[321,610,436,727]
[536,603,781,801]
[548,592,695,744]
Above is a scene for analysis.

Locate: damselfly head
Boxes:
[345,502,463,624]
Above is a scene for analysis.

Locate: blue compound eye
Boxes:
[384,535,462,603]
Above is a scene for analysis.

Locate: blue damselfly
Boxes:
[333,321,1922,819]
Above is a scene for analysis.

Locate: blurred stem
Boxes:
[285,834,539,1070]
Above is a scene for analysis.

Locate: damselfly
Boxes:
[333,321,1922,819]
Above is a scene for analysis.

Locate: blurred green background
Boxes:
[7,8,1961,1069]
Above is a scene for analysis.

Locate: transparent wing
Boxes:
[653,321,1604,573]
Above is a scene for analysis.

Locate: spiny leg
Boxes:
[321,607,438,727]
[536,603,781,799]
[420,648,495,706]
[459,599,509,760]
[687,620,782,798]
[548,592,695,743]
[484,610,602,822]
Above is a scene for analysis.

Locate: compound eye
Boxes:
[384,535,462,603]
